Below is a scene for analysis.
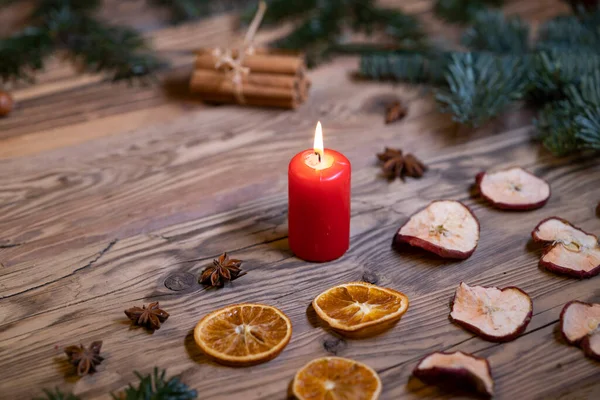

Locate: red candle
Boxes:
[288,122,351,262]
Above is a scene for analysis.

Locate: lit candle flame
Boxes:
[314,121,324,163]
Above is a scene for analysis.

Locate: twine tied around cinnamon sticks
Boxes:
[212,1,266,104]
[190,3,310,109]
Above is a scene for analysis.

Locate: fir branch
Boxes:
[33,388,81,400]
[243,0,317,26]
[535,101,582,155]
[350,4,426,44]
[0,0,165,83]
[0,27,53,82]
[536,10,600,52]
[433,0,504,23]
[147,0,204,22]
[113,367,197,400]
[461,10,529,53]
[148,0,256,23]
[59,17,165,82]
[435,52,527,126]
[272,5,343,66]
[536,71,600,154]
[360,51,450,84]
[244,0,427,66]
[527,50,600,103]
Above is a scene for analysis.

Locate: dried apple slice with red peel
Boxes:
[560,300,600,360]
[582,332,600,361]
[532,217,600,278]
[413,351,494,397]
[476,167,550,210]
[450,282,532,342]
[394,201,479,260]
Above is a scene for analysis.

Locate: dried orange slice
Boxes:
[292,357,382,400]
[313,282,409,338]
[193,303,292,366]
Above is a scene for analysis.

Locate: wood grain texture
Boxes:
[0,1,598,399]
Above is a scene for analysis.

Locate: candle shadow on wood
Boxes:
[234,209,292,257]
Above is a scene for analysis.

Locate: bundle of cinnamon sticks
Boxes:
[190,48,310,109]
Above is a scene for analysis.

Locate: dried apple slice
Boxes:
[450,282,532,342]
[476,167,550,210]
[412,351,494,397]
[582,332,600,361]
[394,201,479,259]
[560,300,600,360]
[532,217,600,278]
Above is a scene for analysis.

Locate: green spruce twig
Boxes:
[33,388,81,400]
[433,0,504,23]
[461,10,529,53]
[147,0,256,23]
[536,70,600,154]
[360,51,451,84]
[536,10,600,52]
[435,52,527,126]
[1,0,165,83]
[360,5,600,155]
[243,0,428,66]
[113,367,197,400]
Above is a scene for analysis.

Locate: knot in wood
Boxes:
[164,272,196,291]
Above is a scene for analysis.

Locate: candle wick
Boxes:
[315,152,321,163]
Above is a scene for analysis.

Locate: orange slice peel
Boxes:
[193,303,292,367]
[292,356,382,400]
[312,282,409,338]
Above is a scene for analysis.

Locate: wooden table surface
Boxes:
[1,1,599,399]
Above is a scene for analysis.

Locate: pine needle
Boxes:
[435,53,527,126]
[113,367,197,400]
[461,10,529,53]
[33,388,81,400]
[243,0,427,66]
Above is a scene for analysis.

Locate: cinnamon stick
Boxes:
[191,69,299,91]
[195,49,305,76]
[190,70,297,100]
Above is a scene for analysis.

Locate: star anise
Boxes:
[64,341,104,376]
[377,147,427,181]
[124,302,169,331]
[199,252,244,287]
[385,101,408,124]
